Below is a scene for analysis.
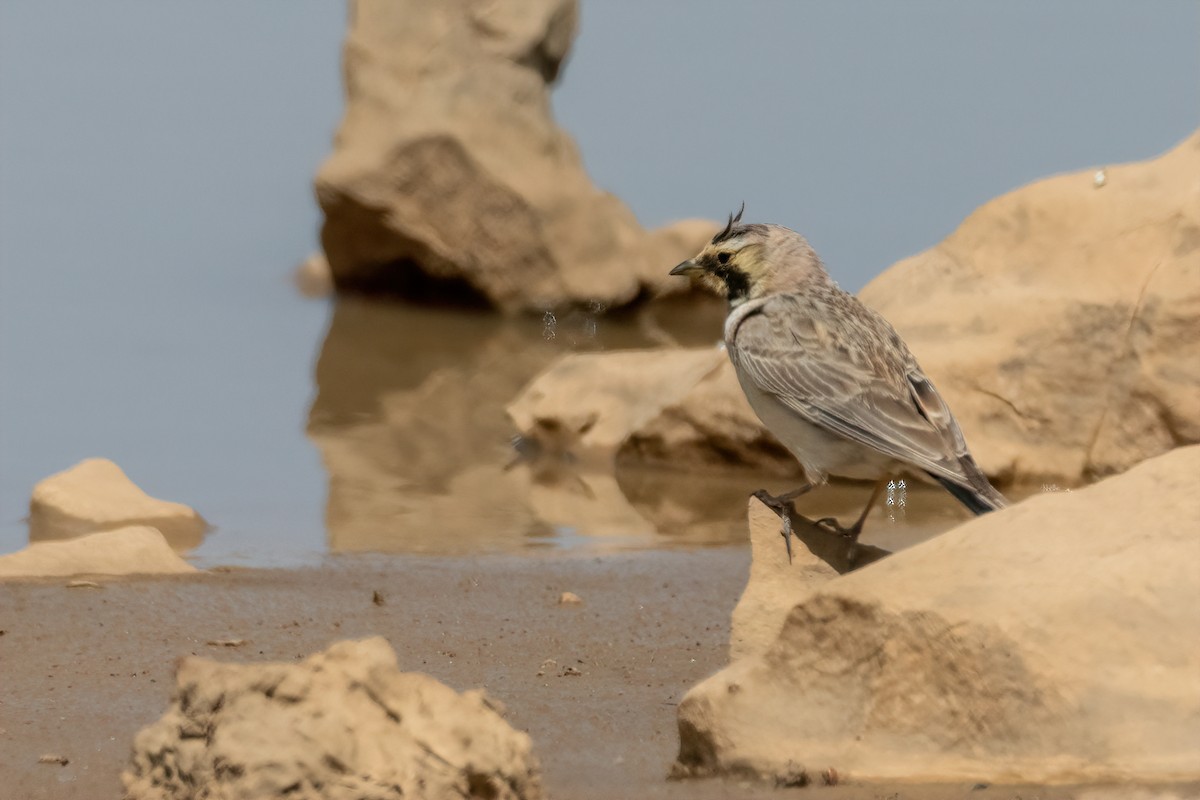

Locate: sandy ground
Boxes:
[0,550,1187,800]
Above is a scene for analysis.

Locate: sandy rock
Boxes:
[29,458,206,550]
[859,130,1200,484]
[620,359,797,475]
[123,637,541,800]
[315,0,716,311]
[676,445,1200,785]
[507,348,727,461]
[508,346,799,478]
[0,527,196,579]
[729,500,840,662]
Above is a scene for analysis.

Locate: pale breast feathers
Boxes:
[728,293,970,484]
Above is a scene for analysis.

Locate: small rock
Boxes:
[372,590,385,606]
[822,767,840,786]
[29,458,206,550]
[121,637,541,800]
[293,252,333,298]
[205,639,247,648]
[0,527,197,579]
[536,659,557,677]
[557,591,582,605]
[774,763,808,788]
[66,580,101,589]
[560,665,582,677]
[38,754,69,766]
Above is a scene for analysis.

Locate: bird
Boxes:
[670,206,1008,560]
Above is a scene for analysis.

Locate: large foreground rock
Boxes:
[29,458,206,550]
[676,445,1200,785]
[860,131,1200,484]
[123,637,541,800]
[316,0,715,311]
[0,527,196,578]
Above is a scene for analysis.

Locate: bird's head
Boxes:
[670,205,830,305]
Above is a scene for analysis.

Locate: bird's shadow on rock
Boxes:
[781,508,891,575]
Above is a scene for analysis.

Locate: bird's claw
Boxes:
[752,489,795,564]
[780,512,793,563]
[815,516,860,540]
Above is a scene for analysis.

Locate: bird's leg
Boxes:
[751,483,815,564]
[815,477,889,541]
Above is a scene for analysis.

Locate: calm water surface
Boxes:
[4,4,1147,567]
[0,286,1038,567]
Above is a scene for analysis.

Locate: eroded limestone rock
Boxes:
[676,445,1200,785]
[123,637,541,800]
[316,0,715,311]
[859,131,1200,484]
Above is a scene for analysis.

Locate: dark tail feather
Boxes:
[929,467,1009,516]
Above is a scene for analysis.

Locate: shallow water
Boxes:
[0,3,1175,570]
[1,285,1042,567]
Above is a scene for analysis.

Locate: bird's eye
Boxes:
[716,252,731,265]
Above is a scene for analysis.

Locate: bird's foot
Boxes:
[814,516,863,541]
[752,489,796,564]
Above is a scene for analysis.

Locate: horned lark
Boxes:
[670,207,1007,559]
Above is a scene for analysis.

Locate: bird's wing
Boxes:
[730,293,970,484]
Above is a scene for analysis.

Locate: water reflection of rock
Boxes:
[613,467,981,552]
[306,296,727,554]
[28,458,207,552]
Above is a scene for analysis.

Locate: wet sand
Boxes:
[0,550,1165,800]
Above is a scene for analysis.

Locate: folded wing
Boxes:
[729,293,979,489]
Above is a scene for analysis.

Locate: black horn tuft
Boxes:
[711,202,746,245]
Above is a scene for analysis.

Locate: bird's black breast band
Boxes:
[714,265,750,303]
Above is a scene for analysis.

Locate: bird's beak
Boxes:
[670,259,701,277]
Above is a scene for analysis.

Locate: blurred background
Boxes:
[1,2,1196,565]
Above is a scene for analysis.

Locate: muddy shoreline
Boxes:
[2,549,1178,800]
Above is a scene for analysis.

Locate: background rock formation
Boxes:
[123,637,542,800]
[859,131,1200,484]
[315,0,716,311]
[676,445,1200,785]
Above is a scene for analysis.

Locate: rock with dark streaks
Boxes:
[123,637,542,800]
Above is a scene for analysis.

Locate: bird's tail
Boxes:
[928,454,1009,515]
